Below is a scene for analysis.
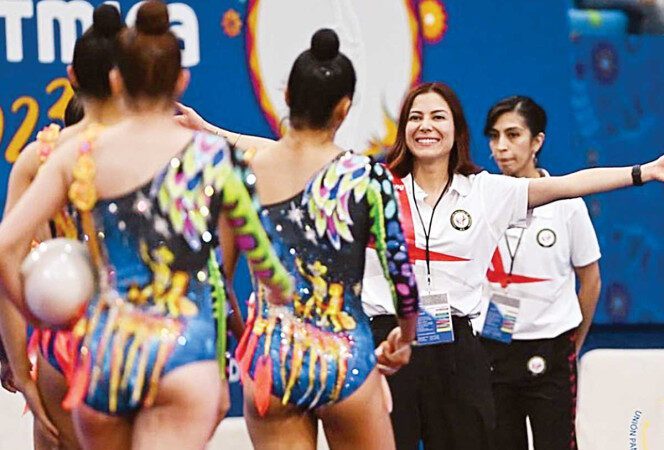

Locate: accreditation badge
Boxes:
[481,293,520,344]
[416,291,455,345]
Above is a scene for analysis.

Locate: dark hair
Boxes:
[117,0,181,99]
[286,29,356,130]
[64,94,85,126]
[483,96,547,138]
[387,82,480,179]
[71,4,123,99]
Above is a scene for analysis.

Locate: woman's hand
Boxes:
[375,326,412,376]
[643,155,664,183]
[174,102,208,131]
[14,376,60,446]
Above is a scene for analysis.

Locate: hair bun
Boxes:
[92,4,122,38]
[310,29,339,61]
[135,0,170,36]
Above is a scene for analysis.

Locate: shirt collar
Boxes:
[406,172,471,201]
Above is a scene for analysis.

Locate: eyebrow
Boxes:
[491,125,525,132]
[409,109,450,114]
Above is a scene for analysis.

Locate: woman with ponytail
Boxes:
[0,1,291,449]
[0,5,123,449]
[222,29,419,450]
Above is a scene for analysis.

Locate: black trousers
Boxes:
[371,315,496,450]
[482,330,578,450]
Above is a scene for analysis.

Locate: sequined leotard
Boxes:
[237,151,419,411]
[27,124,80,376]
[65,131,290,415]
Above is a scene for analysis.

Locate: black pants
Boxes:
[371,315,495,450]
[482,331,578,450]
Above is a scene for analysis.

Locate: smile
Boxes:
[415,137,440,144]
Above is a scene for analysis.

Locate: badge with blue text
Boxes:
[481,293,520,343]
[416,291,454,345]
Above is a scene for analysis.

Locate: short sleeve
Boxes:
[478,172,530,239]
[568,199,601,267]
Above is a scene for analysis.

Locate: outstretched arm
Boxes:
[216,164,292,304]
[174,102,276,152]
[367,164,419,372]
[528,156,664,208]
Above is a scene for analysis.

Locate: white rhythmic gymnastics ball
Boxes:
[21,238,95,327]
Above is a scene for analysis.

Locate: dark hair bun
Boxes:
[92,4,122,38]
[136,0,170,36]
[310,29,339,61]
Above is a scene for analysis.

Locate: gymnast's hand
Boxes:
[375,327,412,376]
[173,102,208,131]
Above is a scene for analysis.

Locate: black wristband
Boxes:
[632,164,644,186]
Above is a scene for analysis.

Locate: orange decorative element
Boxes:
[246,1,282,136]
[365,108,399,158]
[419,0,447,44]
[253,355,273,416]
[221,9,242,38]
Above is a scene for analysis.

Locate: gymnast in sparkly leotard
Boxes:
[238,151,418,405]
[0,6,124,449]
[235,29,419,450]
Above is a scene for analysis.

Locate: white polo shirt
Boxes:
[477,193,601,340]
[362,171,530,318]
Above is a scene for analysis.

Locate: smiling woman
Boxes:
[361,81,664,450]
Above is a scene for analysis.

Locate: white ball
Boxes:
[21,238,95,327]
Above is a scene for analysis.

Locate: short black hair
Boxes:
[484,95,547,138]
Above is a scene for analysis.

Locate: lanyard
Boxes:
[411,176,451,286]
[505,228,525,277]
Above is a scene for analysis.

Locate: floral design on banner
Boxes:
[419,0,447,43]
[222,9,242,37]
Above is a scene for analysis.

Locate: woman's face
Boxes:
[405,92,455,164]
[487,111,542,177]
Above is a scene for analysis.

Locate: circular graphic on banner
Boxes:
[527,355,546,375]
[450,209,472,231]
[246,0,422,155]
[536,228,557,248]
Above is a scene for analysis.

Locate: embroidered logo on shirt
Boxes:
[536,228,556,248]
[450,209,472,231]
